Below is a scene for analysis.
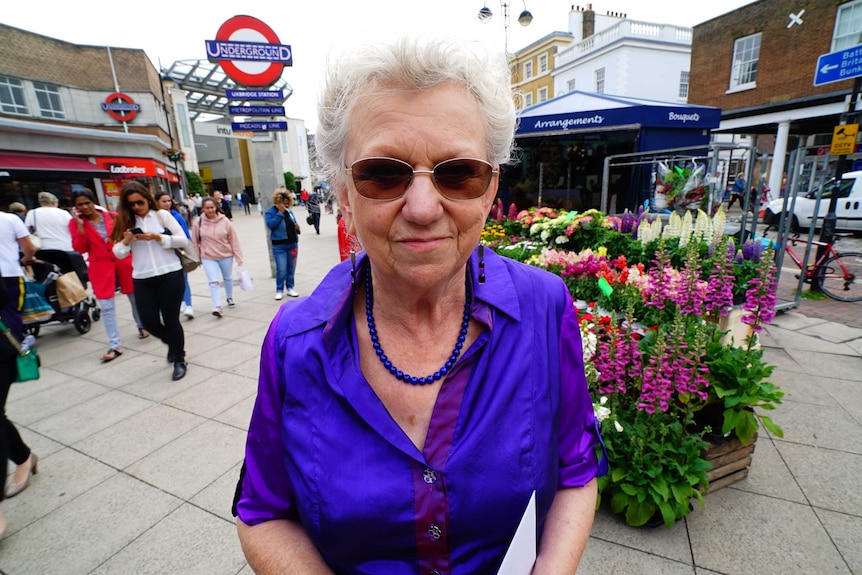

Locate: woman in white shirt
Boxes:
[111,182,190,381]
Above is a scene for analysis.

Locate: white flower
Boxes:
[529,223,542,236]
[540,230,550,242]
[555,235,567,244]
[594,404,611,422]
[614,420,624,433]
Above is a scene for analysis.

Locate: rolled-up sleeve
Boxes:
[235,308,299,525]
[159,210,189,249]
[557,292,608,487]
[113,240,130,259]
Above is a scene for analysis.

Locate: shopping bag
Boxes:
[55,271,88,308]
[21,282,53,324]
[237,268,254,291]
[15,349,40,383]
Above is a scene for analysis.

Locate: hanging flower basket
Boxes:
[162,148,185,162]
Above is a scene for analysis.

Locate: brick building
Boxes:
[0,23,192,211]
[689,0,861,195]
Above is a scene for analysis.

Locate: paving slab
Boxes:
[782,349,862,381]
[814,508,862,574]
[767,326,861,356]
[777,441,862,517]
[770,399,862,454]
[798,321,862,344]
[164,371,257,419]
[581,537,695,574]
[732,435,807,504]
[190,462,244,523]
[770,368,837,406]
[769,311,830,331]
[590,504,693,564]
[7,378,109,426]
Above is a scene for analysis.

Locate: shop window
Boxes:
[595,67,606,94]
[729,33,760,92]
[0,75,29,115]
[525,61,533,79]
[33,82,65,120]
[538,87,548,102]
[833,0,862,51]
[679,71,690,99]
[539,54,548,73]
[567,78,576,92]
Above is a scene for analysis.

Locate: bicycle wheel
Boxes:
[819,252,862,302]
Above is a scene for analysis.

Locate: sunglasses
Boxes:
[345,157,498,201]
[128,200,147,207]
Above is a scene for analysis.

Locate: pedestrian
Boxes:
[236,191,243,210]
[193,193,203,217]
[264,187,300,300]
[241,191,251,215]
[214,191,233,220]
[336,208,361,262]
[155,191,194,320]
[191,197,243,317]
[111,182,190,381]
[70,188,147,362]
[7,203,26,222]
[300,188,309,206]
[234,36,604,574]
[306,188,321,234]
[24,191,73,251]
[0,211,39,540]
[727,172,746,209]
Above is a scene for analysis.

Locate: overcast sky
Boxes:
[3,0,757,133]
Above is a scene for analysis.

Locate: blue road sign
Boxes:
[229,105,286,115]
[814,45,862,86]
[231,121,288,132]
[226,89,284,100]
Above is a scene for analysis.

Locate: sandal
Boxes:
[100,348,123,363]
[138,328,150,339]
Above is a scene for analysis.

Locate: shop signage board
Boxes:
[831,123,859,155]
[814,44,862,86]
[206,15,291,87]
[194,122,253,139]
[228,105,285,115]
[231,121,288,131]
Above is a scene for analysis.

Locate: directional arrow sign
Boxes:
[814,44,862,86]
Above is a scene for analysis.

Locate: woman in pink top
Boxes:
[192,197,244,317]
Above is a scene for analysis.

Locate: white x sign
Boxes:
[788,9,805,28]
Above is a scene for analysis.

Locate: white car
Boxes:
[764,171,862,232]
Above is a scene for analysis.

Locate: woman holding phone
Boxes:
[111,182,190,381]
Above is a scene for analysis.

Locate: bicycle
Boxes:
[780,233,862,302]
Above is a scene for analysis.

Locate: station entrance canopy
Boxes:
[163,59,293,121]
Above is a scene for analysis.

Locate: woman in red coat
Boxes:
[69,189,147,362]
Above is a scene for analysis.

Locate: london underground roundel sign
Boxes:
[101,93,140,122]
[206,15,292,87]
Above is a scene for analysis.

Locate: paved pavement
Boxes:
[2,206,861,574]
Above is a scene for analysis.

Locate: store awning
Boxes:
[0,154,109,174]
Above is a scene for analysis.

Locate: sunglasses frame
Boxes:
[128,200,148,208]
[344,157,499,202]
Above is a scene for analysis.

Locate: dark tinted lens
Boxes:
[434,159,493,199]
[351,158,413,199]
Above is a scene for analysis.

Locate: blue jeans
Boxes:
[201,257,234,307]
[272,243,298,293]
[182,273,192,307]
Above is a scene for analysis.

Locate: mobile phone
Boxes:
[129,227,143,235]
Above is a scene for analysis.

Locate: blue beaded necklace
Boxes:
[365,265,471,385]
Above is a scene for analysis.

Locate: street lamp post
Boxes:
[478,1,533,56]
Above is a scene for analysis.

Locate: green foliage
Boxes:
[283,171,296,192]
[597,405,710,528]
[705,333,785,445]
[184,171,204,196]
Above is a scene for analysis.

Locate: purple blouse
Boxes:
[236,248,606,575]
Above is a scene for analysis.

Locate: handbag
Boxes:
[55,271,88,308]
[21,282,54,324]
[158,210,201,273]
[0,319,40,383]
[306,214,314,226]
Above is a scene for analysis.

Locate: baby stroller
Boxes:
[23,250,100,337]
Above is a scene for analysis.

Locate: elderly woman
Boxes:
[111,182,190,381]
[264,187,300,299]
[234,37,605,574]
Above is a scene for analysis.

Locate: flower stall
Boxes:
[483,201,784,528]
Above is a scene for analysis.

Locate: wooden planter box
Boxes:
[702,432,757,493]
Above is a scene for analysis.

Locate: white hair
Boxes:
[316,36,517,182]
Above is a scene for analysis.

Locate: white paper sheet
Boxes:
[497,491,537,575]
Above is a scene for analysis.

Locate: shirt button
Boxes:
[423,468,438,484]
[430,571,441,575]
[428,524,442,540]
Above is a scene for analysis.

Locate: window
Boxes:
[523,92,533,107]
[567,78,576,92]
[538,87,548,102]
[729,33,761,91]
[524,61,533,79]
[0,75,29,115]
[834,0,862,51]
[539,55,548,73]
[177,103,192,147]
[594,67,606,94]
[32,82,65,119]
[679,71,690,99]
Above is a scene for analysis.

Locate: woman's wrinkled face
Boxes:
[74,196,95,218]
[340,84,496,290]
[127,193,150,218]
[157,195,172,211]
[203,201,218,218]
